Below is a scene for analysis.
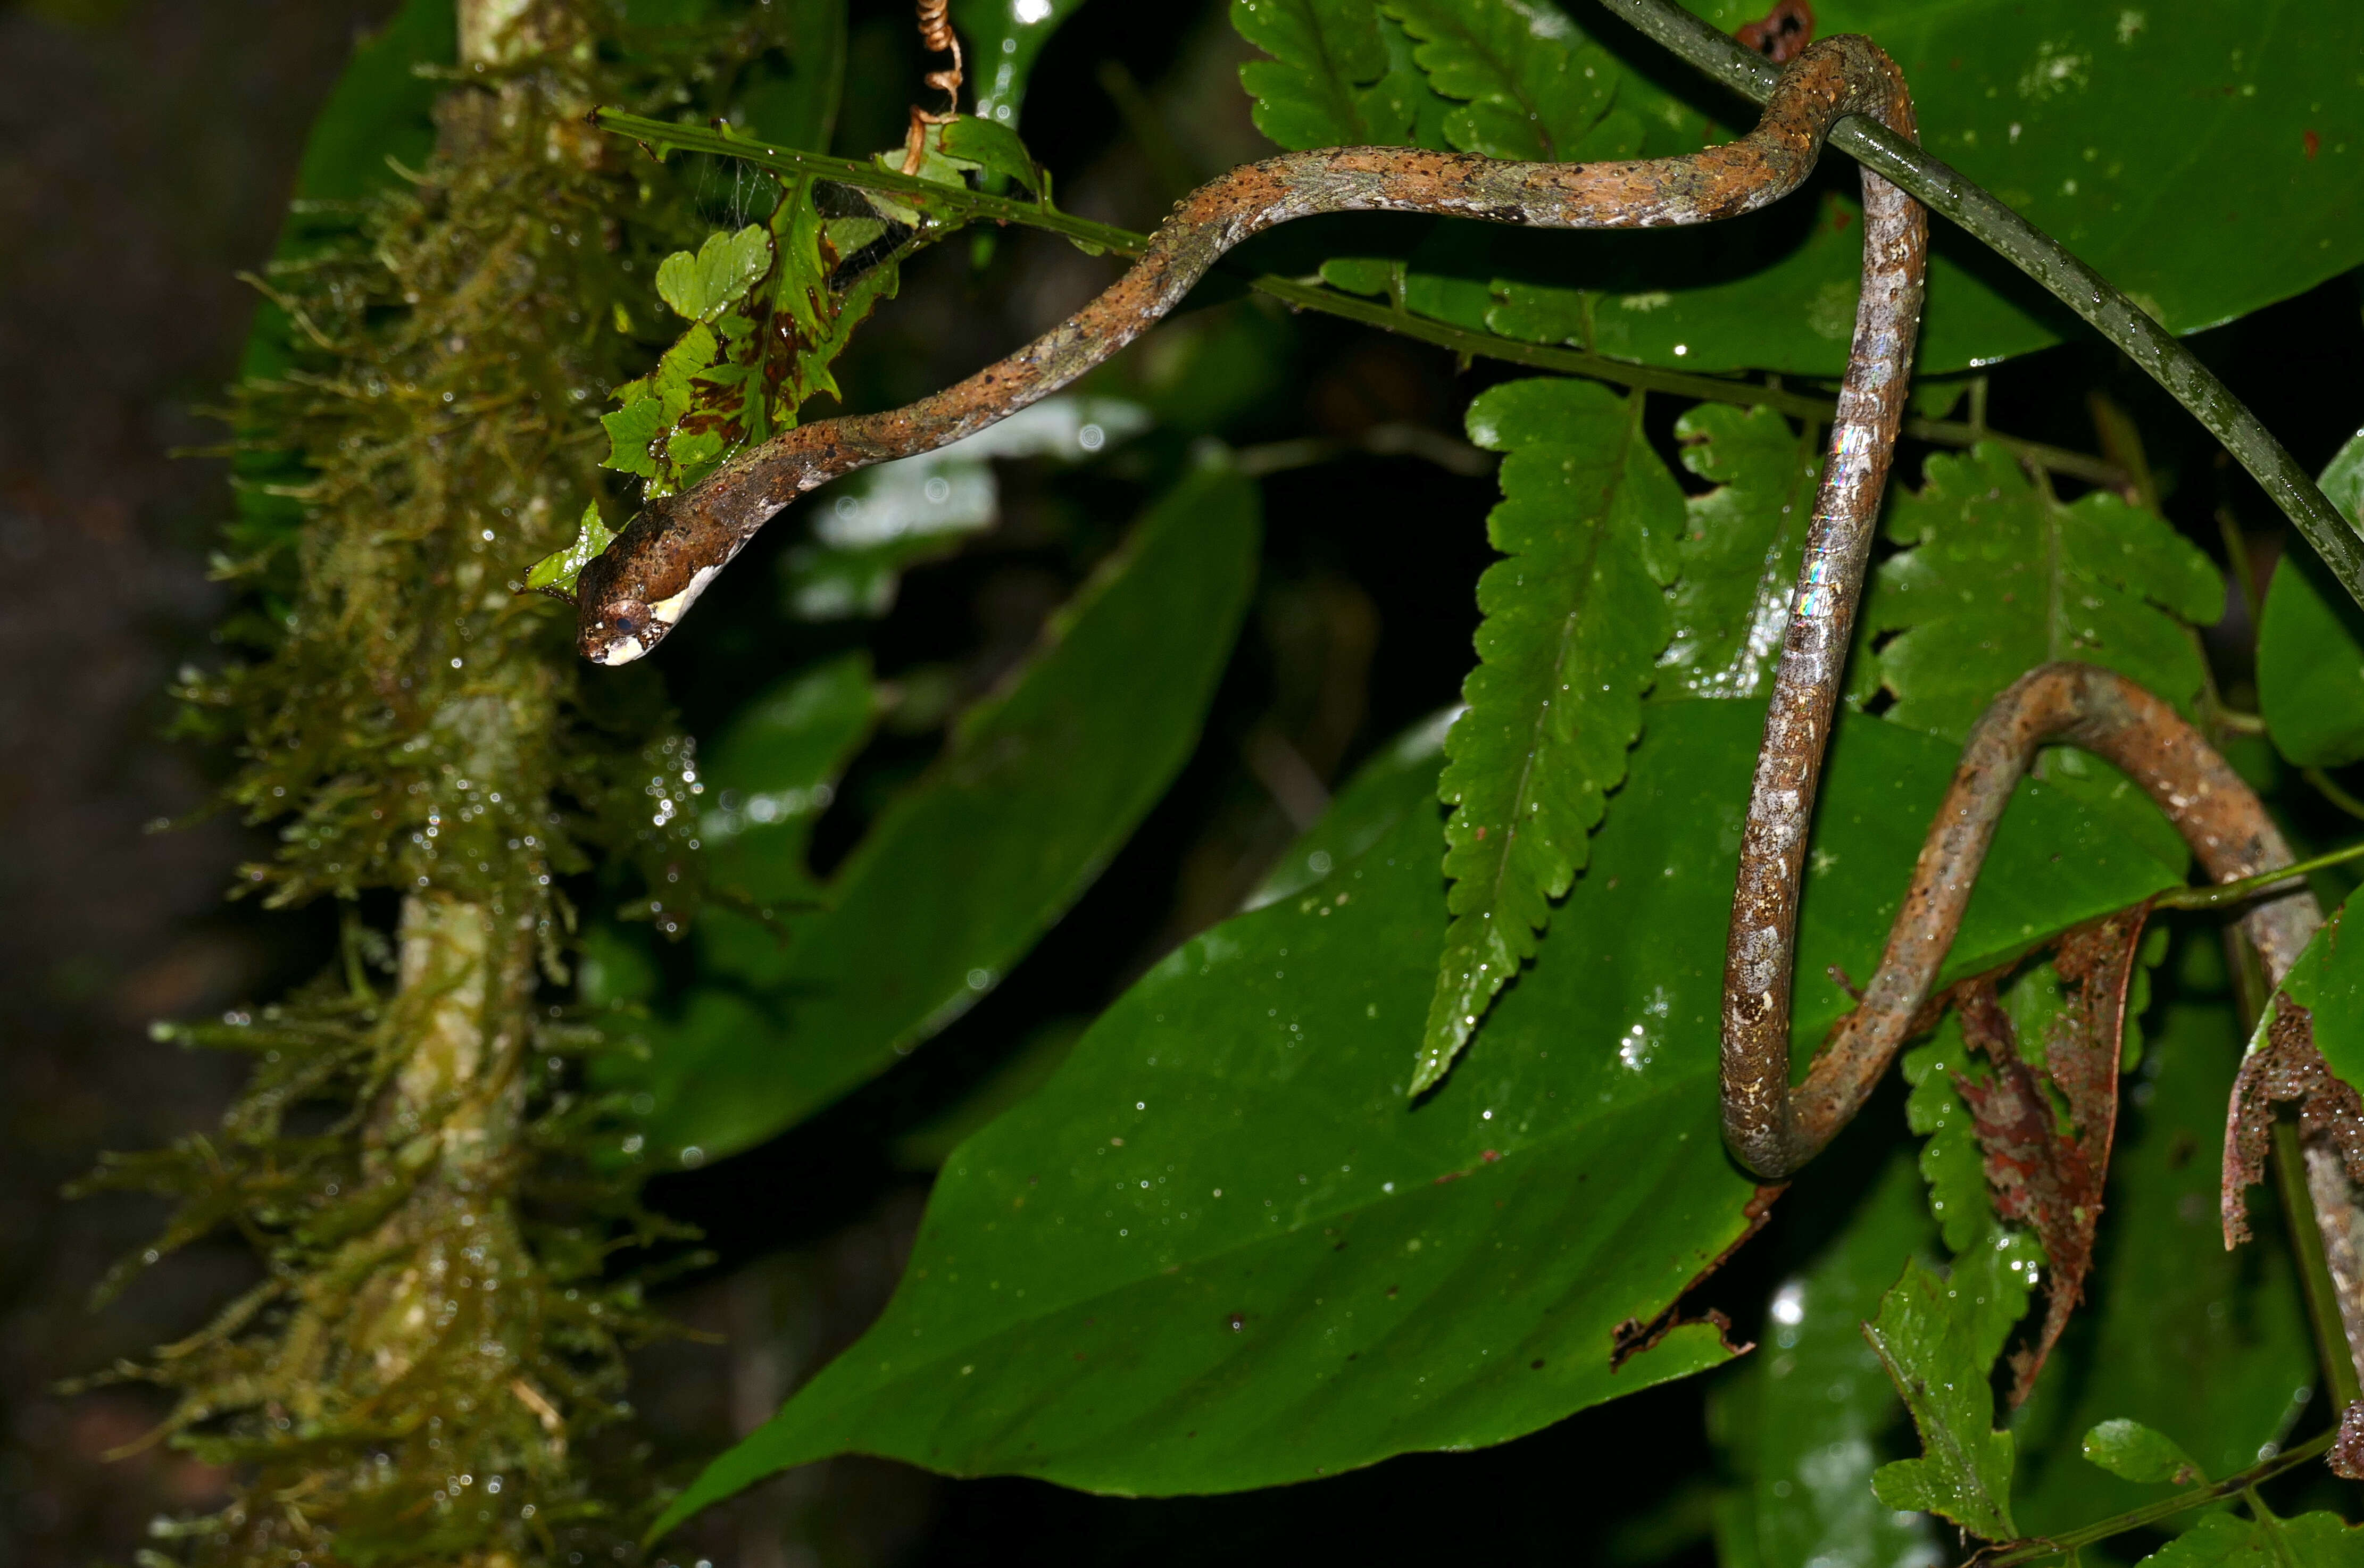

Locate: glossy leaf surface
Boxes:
[1235,0,2364,374]
[1857,443,2223,738]
[618,465,1260,1163]
[2079,1417,2201,1485]
[698,652,880,907]
[1864,1259,2019,1541]
[2260,432,2364,768]
[1661,403,1819,702]
[2138,1510,2364,1568]
[1709,1154,1942,1568]
[657,698,2182,1531]
[1420,378,1680,1092]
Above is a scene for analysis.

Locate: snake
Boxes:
[572,37,1930,1175]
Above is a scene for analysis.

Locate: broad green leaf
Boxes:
[654,698,2185,1531]
[2080,1418,2201,1484]
[1661,404,1820,701]
[1233,0,2364,375]
[1380,0,1636,161]
[654,224,775,323]
[1231,0,1435,149]
[1709,1153,1944,1568]
[958,0,1091,125]
[523,502,617,599]
[1858,441,2223,738]
[2008,995,2314,1532]
[697,653,879,906]
[782,395,1149,620]
[2260,431,2364,768]
[2138,1510,2364,1568]
[615,463,1259,1163]
[1417,378,1681,1092]
[1865,1260,2019,1541]
[1246,705,1456,912]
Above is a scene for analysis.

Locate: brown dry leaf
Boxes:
[2221,997,2364,1246]
[1951,906,2149,1406]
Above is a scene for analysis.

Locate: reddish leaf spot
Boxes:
[2305,129,2322,160]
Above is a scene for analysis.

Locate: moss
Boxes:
[78,6,815,1561]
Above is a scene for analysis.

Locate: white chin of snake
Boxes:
[591,565,720,666]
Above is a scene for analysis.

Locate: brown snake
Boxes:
[576,40,1931,1173]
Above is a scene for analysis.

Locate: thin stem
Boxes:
[589,110,2125,489]
[2278,1118,2364,1412]
[1595,0,2364,615]
[1970,1429,2334,1567]
[2153,839,2364,911]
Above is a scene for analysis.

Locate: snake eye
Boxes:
[613,615,638,635]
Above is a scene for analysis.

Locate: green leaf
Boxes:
[1709,1153,1944,1568]
[938,115,1042,194]
[2080,1418,2202,1484]
[2267,892,2364,1091]
[1231,0,1435,149]
[1864,1258,2020,1542]
[1661,404,1820,702]
[1902,1018,1999,1256]
[522,502,617,599]
[698,653,879,906]
[958,0,1092,125]
[2008,994,2314,1531]
[653,698,2186,1532]
[615,463,1259,1163]
[1416,378,1680,1093]
[1380,0,1635,161]
[2137,1510,2364,1568]
[1246,705,1456,911]
[2260,431,2364,768]
[1233,0,2364,375]
[654,224,775,323]
[1858,442,2223,738]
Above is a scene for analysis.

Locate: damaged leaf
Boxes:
[1952,906,2151,1406]
[1864,1258,2020,1542]
[523,501,617,600]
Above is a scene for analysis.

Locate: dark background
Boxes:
[3,1,2357,1564]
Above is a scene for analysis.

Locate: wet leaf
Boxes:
[1417,378,1681,1092]
[1234,0,2364,375]
[938,114,1042,194]
[614,463,1259,1163]
[1246,705,1456,912]
[653,698,2184,1532]
[1231,0,1435,149]
[604,176,908,499]
[523,502,618,600]
[2080,1417,2202,1484]
[2008,993,2314,1533]
[958,0,1093,125]
[1864,1258,2019,1541]
[1380,0,1637,161]
[2259,431,2364,768]
[697,652,880,907]
[654,224,776,323]
[1661,403,1820,702]
[1857,442,2223,738]
[1708,1153,1944,1568]
[2135,1509,2364,1568]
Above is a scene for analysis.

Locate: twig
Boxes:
[1968,1428,2334,1567]
[588,111,2124,490]
[1596,0,2364,614]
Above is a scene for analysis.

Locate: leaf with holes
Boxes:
[1660,403,1820,701]
[1865,1258,2020,1541]
[1414,377,1681,1094]
[1856,442,2223,738]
